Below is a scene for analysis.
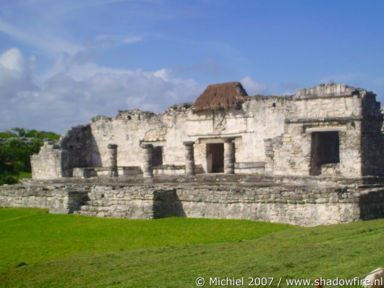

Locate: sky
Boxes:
[1,0,384,133]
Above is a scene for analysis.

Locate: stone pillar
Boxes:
[183,141,195,176]
[224,137,235,174]
[141,144,153,178]
[107,144,118,177]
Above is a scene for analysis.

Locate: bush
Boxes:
[0,174,18,185]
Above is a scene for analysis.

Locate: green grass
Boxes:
[1,208,384,288]
[0,208,291,272]
[18,171,31,179]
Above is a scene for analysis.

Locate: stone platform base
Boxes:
[1,174,384,226]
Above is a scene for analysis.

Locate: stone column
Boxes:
[224,137,235,174]
[141,144,153,178]
[183,141,195,176]
[107,144,118,177]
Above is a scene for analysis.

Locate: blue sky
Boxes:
[0,0,384,133]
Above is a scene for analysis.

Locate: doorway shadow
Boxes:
[359,189,384,220]
[152,189,186,218]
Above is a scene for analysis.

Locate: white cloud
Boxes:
[123,36,143,44]
[0,19,82,55]
[0,47,36,99]
[0,48,202,133]
[240,76,267,95]
[0,2,205,133]
[0,48,25,71]
[90,34,144,49]
[153,68,170,81]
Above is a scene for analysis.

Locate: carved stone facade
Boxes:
[30,82,384,179]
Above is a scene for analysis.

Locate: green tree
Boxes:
[0,131,17,138]
[0,129,60,185]
[11,128,28,137]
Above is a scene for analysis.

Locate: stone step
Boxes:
[78,205,107,212]
[75,208,149,219]
[76,203,135,214]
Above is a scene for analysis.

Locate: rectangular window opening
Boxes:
[310,131,340,176]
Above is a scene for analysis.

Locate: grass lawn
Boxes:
[0,208,292,276]
[18,172,32,179]
[0,208,384,287]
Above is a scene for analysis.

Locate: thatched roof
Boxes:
[192,82,248,112]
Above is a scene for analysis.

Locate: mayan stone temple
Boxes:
[1,82,384,226]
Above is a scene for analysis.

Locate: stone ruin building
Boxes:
[1,82,384,226]
[30,82,384,179]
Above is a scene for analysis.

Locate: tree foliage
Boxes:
[0,128,60,185]
[1,128,60,141]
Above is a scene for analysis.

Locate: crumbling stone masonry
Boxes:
[30,82,384,179]
[2,82,384,226]
[1,175,384,226]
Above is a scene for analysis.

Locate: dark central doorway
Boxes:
[207,143,224,173]
[152,146,163,167]
[310,131,340,175]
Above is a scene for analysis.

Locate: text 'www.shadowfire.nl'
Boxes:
[194,276,381,287]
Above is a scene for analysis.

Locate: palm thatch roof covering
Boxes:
[192,82,248,112]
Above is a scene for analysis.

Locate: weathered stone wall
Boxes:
[32,95,291,178]
[32,125,100,179]
[90,111,165,168]
[2,177,384,226]
[60,124,99,169]
[290,94,361,120]
[267,84,369,177]
[269,120,362,177]
[361,93,384,176]
[169,184,363,226]
[0,184,88,214]
[30,83,384,179]
[31,142,71,179]
[75,185,157,219]
[189,96,290,171]
[84,97,290,174]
